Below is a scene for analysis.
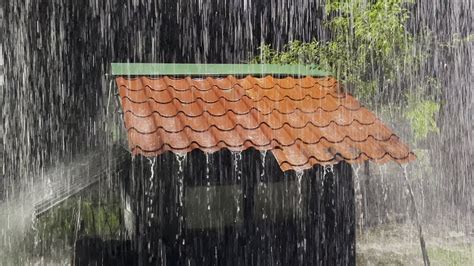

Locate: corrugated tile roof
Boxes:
[115,75,415,171]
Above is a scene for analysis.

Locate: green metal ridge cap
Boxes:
[111,63,331,77]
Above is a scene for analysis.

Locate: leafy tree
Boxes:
[252,0,440,142]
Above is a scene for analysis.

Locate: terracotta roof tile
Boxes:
[116,75,415,171]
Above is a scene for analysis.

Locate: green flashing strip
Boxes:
[111,63,331,77]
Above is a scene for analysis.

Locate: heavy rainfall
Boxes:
[1,0,472,265]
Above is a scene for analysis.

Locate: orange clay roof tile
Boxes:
[116,75,415,171]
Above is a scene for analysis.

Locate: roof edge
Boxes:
[111,63,331,77]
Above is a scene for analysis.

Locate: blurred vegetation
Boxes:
[252,0,441,143]
[22,187,124,260]
[439,33,474,48]
[405,98,440,143]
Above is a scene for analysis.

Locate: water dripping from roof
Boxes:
[175,153,186,217]
[260,150,267,180]
[296,170,304,208]
[232,151,243,182]
[146,157,156,223]
[231,151,243,221]
[205,153,211,212]
[377,164,388,224]
[295,169,306,263]
[258,150,267,220]
[175,153,186,252]
[146,157,157,260]
[351,164,364,231]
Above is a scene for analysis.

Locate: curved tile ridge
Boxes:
[115,75,415,171]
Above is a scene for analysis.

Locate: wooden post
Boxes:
[401,165,430,266]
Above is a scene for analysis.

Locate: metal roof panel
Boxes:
[111,63,331,77]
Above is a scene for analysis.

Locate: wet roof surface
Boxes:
[115,75,415,171]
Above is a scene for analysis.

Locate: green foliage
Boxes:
[80,199,122,236]
[30,194,123,256]
[253,0,440,142]
[254,0,417,102]
[252,41,321,65]
[405,100,439,142]
[404,77,441,142]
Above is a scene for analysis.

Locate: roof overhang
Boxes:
[112,66,415,171]
[111,63,331,77]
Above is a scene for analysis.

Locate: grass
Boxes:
[429,246,473,266]
[356,224,473,265]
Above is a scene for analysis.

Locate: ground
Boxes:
[2,203,472,265]
[357,224,473,265]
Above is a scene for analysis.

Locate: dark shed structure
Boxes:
[111,63,414,265]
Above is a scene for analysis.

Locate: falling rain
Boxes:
[1,1,472,265]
